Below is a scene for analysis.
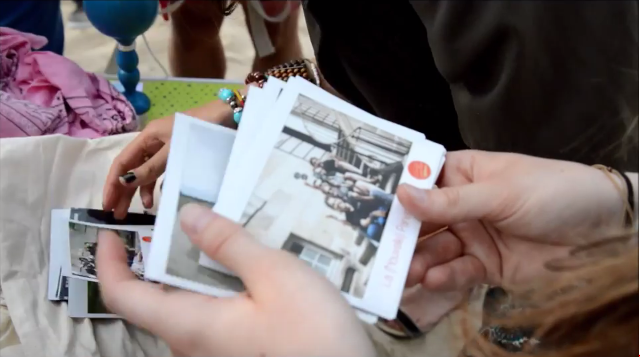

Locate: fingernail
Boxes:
[402,184,427,204]
[119,171,137,184]
[179,203,214,235]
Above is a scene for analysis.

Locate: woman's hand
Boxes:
[102,99,235,219]
[97,204,375,357]
[400,150,628,291]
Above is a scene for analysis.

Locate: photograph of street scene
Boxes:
[242,94,412,298]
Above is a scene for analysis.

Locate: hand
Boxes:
[102,99,235,219]
[398,150,627,291]
[96,204,375,357]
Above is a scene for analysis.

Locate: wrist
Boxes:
[591,165,630,228]
[622,172,638,225]
[190,85,250,128]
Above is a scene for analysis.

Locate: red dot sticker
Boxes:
[142,236,152,243]
[407,161,431,180]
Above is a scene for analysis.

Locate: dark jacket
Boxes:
[303,1,638,171]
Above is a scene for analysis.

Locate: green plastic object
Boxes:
[143,80,244,125]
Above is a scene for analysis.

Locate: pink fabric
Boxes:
[0,27,137,139]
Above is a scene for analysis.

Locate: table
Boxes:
[105,75,245,128]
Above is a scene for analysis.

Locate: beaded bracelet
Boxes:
[218,87,246,124]
[245,59,321,88]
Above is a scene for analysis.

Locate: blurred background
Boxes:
[61,0,315,80]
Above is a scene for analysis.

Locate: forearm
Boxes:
[369,210,387,218]
[594,167,638,228]
[315,66,346,100]
[182,86,250,128]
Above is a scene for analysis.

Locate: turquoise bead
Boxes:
[233,111,242,124]
[218,88,234,101]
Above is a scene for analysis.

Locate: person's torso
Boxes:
[304,1,639,169]
[303,1,467,151]
[321,159,338,173]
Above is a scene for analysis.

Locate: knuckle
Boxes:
[436,235,461,259]
[198,215,244,259]
[440,188,461,209]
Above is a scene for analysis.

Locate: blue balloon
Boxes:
[84,1,158,45]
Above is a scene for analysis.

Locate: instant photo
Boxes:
[202,77,446,319]
[67,222,145,281]
[241,93,412,298]
[48,209,72,301]
[146,114,246,297]
[67,279,118,319]
[69,208,156,226]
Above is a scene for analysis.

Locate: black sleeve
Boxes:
[322,159,337,172]
[411,1,638,171]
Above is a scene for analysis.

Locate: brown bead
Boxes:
[245,71,265,84]
[293,68,300,73]
[302,72,309,78]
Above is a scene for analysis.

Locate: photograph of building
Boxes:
[242,94,412,298]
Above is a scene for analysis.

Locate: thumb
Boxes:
[397,183,498,225]
[178,203,273,291]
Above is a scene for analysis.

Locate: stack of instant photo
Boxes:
[47,208,154,318]
[145,76,447,324]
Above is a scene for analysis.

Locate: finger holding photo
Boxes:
[97,204,375,357]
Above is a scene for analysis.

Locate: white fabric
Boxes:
[0,134,171,357]
[0,133,476,357]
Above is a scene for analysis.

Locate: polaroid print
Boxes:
[49,209,72,301]
[203,77,445,319]
[59,276,69,301]
[355,309,379,324]
[50,209,154,300]
[198,78,286,272]
[69,208,155,227]
[67,278,118,319]
[145,114,245,297]
[199,76,427,270]
[66,221,150,282]
[232,77,286,164]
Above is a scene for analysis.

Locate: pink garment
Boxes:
[0,27,137,139]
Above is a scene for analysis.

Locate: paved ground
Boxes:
[62,1,315,80]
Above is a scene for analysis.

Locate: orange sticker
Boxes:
[407,161,431,180]
[142,236,152,243]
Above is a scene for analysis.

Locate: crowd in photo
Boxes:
[296,153,398,245]
[77,236,141,279]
